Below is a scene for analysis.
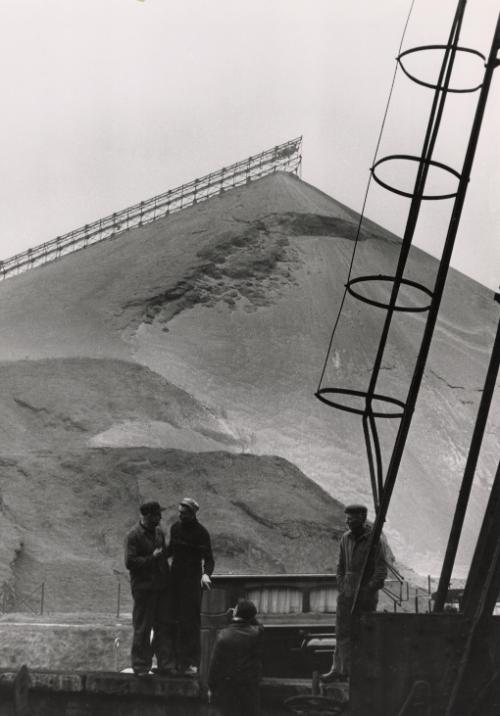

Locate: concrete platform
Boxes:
[0,669,314,715]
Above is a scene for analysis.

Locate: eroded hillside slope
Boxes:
[2,445,344,611]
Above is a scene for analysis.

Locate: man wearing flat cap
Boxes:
[125,500,175,676]
[166,497,215,675]
[208,599,264,716]
[321,503,387,683]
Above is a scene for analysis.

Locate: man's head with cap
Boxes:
[233,598,257,623]
[344,503,367,535]
[140,500,165,515]
[178,497,199,523]
[140,500,165,527]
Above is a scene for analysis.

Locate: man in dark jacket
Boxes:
[208,599,263,716]
[125,500,175,676]
[166,497,214,675]
[321,503,387,683]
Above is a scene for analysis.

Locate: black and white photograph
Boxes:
[0,1,499,714]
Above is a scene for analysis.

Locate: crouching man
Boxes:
[125,500,175,676]
[208,599,264,716]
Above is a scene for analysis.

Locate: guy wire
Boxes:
[316,0,416,392]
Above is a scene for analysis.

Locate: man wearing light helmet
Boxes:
[167,497,215,676]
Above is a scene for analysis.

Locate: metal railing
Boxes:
[382,562,408,610]
[382,565,437,613]
[0,136,302,281]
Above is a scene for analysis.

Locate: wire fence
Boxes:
[0,568,438,618]
[0,136,302,281]
[0,578,130,618]
[0,581,46,616]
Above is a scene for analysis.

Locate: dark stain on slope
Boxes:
[265,212,360,240]
[137,211,370,324]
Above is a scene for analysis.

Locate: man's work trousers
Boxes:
[131,588,175,673]
[334,589,378,677]
[172,570,202,669]
[214,681,261,716]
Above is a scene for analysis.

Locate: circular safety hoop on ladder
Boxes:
[371,154,462,200]
[397,44,486,93]
[346,275,434,312]
[315,389,406,419]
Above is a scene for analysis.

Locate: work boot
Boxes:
[152,666,178,677]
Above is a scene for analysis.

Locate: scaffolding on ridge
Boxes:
[0,136,302,281]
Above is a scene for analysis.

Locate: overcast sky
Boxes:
[0,0,498,290]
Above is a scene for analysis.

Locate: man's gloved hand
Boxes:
[152,548,163,558]
[201,573,212,590]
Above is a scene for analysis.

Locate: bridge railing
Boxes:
[0,136,302,281]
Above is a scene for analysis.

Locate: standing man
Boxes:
[321,503,387,683]
[208,599,264,716]
[167,497,215,675]
[124,500,175,676]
